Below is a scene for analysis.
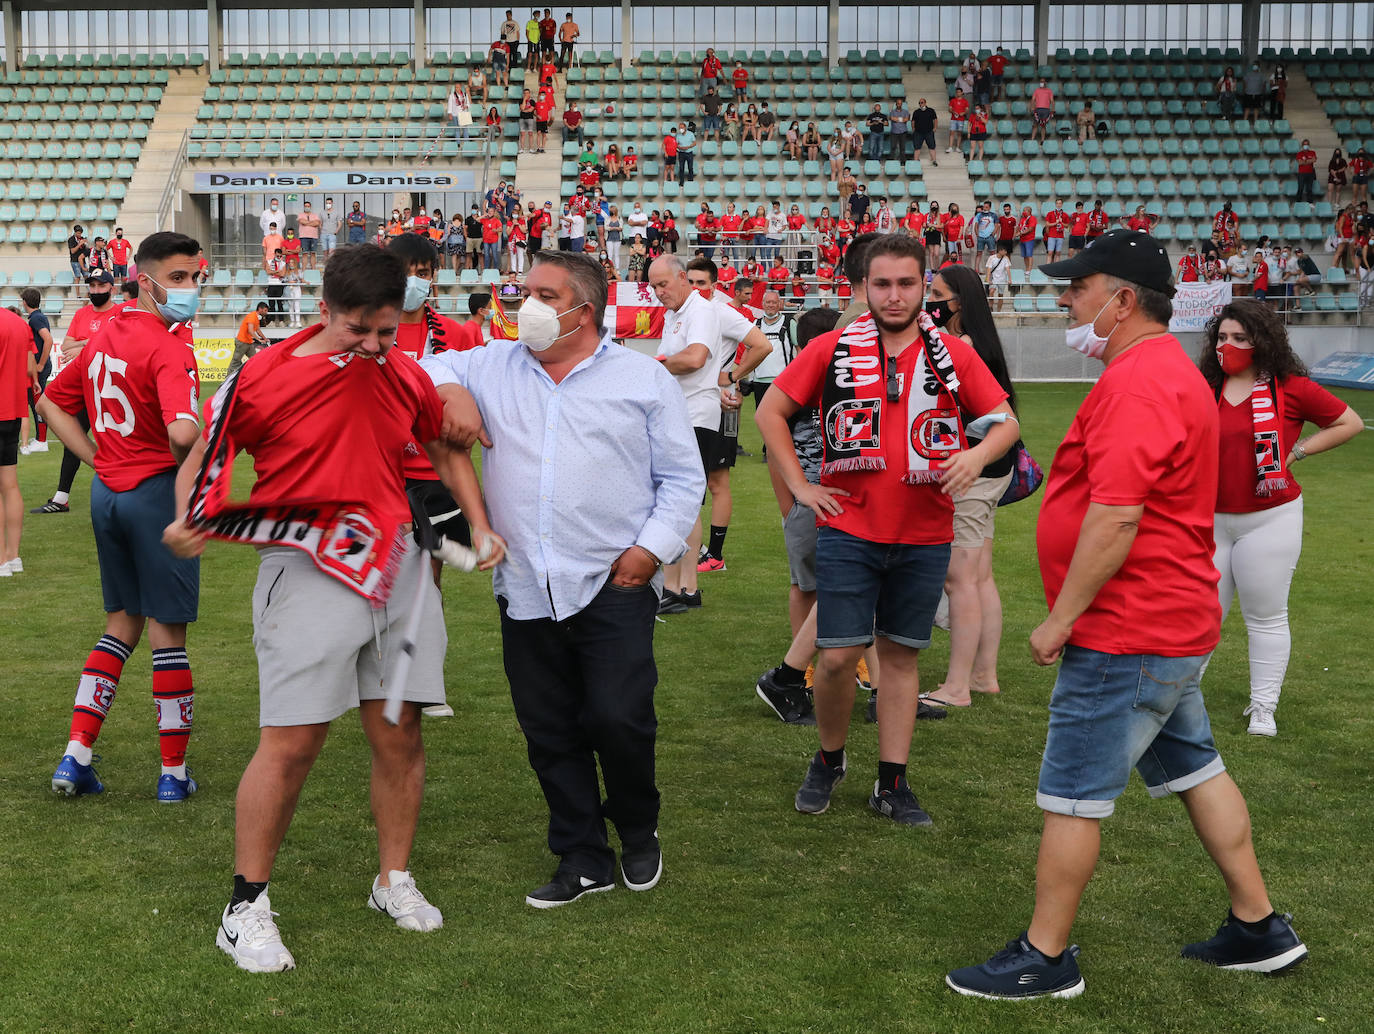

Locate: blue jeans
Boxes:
[1036,647,1224,818]
[867,133,885,159]
[483,241,500,268]
[677,153,695,180]
[814,526,950,649]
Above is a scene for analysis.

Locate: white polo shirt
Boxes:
[660,288,723,429]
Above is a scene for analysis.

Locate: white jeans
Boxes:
[509,243,525,274]
[1213,496,1304,710]
[605,239,620,269]
[285,285,301,323]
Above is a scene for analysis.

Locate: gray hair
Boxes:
[532,250,608,329]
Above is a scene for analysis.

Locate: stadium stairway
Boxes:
[515,70,563,207]
[901,65,975,217]
[1281,67,1342,161]
[117,69,210,244]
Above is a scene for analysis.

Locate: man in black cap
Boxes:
[946,229,1307,1001]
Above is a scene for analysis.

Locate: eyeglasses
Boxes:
[885,352,900,402]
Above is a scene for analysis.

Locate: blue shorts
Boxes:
[91,471,200,623]
[814,526,950,650]
[1036,647,1224,819]
[1020,240,1036,258]
[1046,237,1063,253]
[321,233,337,250]
[300,237,317,253]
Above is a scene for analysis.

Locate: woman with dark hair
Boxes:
[1327,148,1348,205]
[1200,300,1361,736]
[923,200,944,268]
[920,263,1019,708]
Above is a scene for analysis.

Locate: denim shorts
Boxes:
[1036,647,1225,818]
[814,526,950,650]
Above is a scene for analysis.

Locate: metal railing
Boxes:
[156,127,191,232]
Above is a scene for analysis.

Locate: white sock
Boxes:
[65,740,93,766]
[52,491,70,505]
[162,764,187,780]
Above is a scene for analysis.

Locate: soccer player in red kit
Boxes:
[39,232,205,802]
[163,244,502,973]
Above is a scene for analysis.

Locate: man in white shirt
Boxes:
[420,250,702,908]
[259,198,283,239]
[1225,250,1251,282]
[499,9,522,64]
[684,257,774,574]
[648,255,722,610]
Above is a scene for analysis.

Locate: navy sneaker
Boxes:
[868,779,934,827]
[946,933,1086,1000]
[755,668,816,725]
[794,751,846,814]
[1181,912,1308,974]
[52,754,104,797]
[157,771,199,803]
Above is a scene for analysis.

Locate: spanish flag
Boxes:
[490,295,518,340]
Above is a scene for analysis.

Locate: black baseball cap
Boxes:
[1041,228,1176,298]
[86,270,114,285]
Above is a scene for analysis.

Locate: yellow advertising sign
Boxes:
[193,338,236,384]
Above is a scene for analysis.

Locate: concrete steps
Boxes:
[1280,68,1342,153]
[117,69,210,240]
[902,65,976,216]
[514,68,564,208]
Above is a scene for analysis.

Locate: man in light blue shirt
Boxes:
[420,250,703,909]
[674,123,697,183]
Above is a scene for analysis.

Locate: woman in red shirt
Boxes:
[942,204,966,262]
[662,132,678,183]
[786,205,807,232]
[1125,205,1158,233]
[745,204,768,259]
[1332,205,1358,273]
[902,203,927,237]
[814,207,835,238]
[1200,301,1362,736]
[1351,146,1371,204]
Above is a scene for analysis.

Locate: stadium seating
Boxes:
[1301,50,1372,155]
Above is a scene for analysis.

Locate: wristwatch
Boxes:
[1291,442,1307,462]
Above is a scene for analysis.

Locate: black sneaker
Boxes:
[868,779,934,827]
[946,934,1085,1000]
[621,833,663,891]
[525,871,615,909]
[865,688,878,723]
[30,499,70,514]
[657,591,688,615]
[916,697,948,721]
[1181,912,1308,974]
[679,589,702,608]
[794,751,846,814]
[756,668,816,725]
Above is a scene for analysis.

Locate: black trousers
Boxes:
[499,580,660,881]
[265,283,284,320]
[58,409,91,494]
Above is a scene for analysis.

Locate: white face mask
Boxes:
[518,296,585,351]
[403,276,431,312]
[1063,289,1123,360]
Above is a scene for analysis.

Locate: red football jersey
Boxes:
[204,324,442,524]
[393,310,470,481]
[44,309,200,491]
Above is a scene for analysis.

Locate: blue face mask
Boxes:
[145,274,199,323]
[403,275,432,312]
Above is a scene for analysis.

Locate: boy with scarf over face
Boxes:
[755,235,1018,826]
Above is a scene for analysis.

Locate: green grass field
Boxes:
[2,383,1371,1034]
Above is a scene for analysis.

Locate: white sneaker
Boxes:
[368,870,443,932]
[421,704,454,718]
[0,562,10,577]
[28,440,48,453]
[18,442,30,456]
[1244,704,1277,737]
[6,557,21,574]
[217,893,296,973]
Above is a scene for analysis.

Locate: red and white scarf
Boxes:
[187,360,408,606]
[1245,376,1290,496]
[819,311,964,484]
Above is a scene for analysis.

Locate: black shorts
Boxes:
[406,477,471,546]
[1068,235,1086,249]
[695,424,735,473]
[0,418,20,466]
[536,119,550,132]
[924,230,942,247]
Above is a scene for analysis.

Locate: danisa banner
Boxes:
[1169,281,1233,333]
[192,169,479,193]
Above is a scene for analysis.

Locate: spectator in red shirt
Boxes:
[480,209,504,271]
[731,60,748,102]
[1029,77,1054,143]
[987,46,1008,100]
[719,202,743,266]
[1043,199,1067,258]
[1125,205,1158,233]
[947,229,1308,1001]
[109,228,133,279]
[996,203,1016,253]
[1067,201,1090,256]
[1087,199,1109,242]
[967,105,988,160]
[947,88,970,154]
[766,255,790,290]
[1016,205,1038,270]
[562,101,584,148]
[662,130,678,183]
[1199,300,1361,736]
[695,204,718,261]
[1351,146,1371,204]
[1177,244,1202,283]
[1293,139,1318,202]
[533,88,555,153]
[700,48,723,97]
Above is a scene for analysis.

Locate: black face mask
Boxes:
[89,291,112,306]
[923,298,955,327]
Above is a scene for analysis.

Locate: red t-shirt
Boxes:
[836,218,855,241]
[773,326,1008,545]
[66,302,122,346]
[1352,156,1372,178]
[732,68,748,89]
[1296,149,1316,174]
[564,108,583,129]
[819,240,841,265]
[696,213,717,242]
[988,54,1007,75]
[816,263,835,286]
[702,56,722,78]
[1036,335,1221,656]
[1216,375,1347,513]
[663,134,678,158]
[791,279,808,299]
[766,265,790,286]
[394,312,473,480]
[969,112,987,135]
[1088,209,1109,236]
[949,96,970,119]
[1126,215,1153,232]
[109,238,133,265]
[1252,261,1270,292]
[787,214,807,231]
[943,214,965,241]
[539,17,556,39]
[0,308,31,420]
[1017,214,1037,241]
[996,214,1016,240]
[481,217,503,244]
[44,309,200,492]
[206,325,442,524]
[535,95,554,120]
[815,216,835,236]
[1045,209,1067,237]
[717,265,738,288]
[720,214,742,239]
[1070,212,1090,236]
[835,273,852,299]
